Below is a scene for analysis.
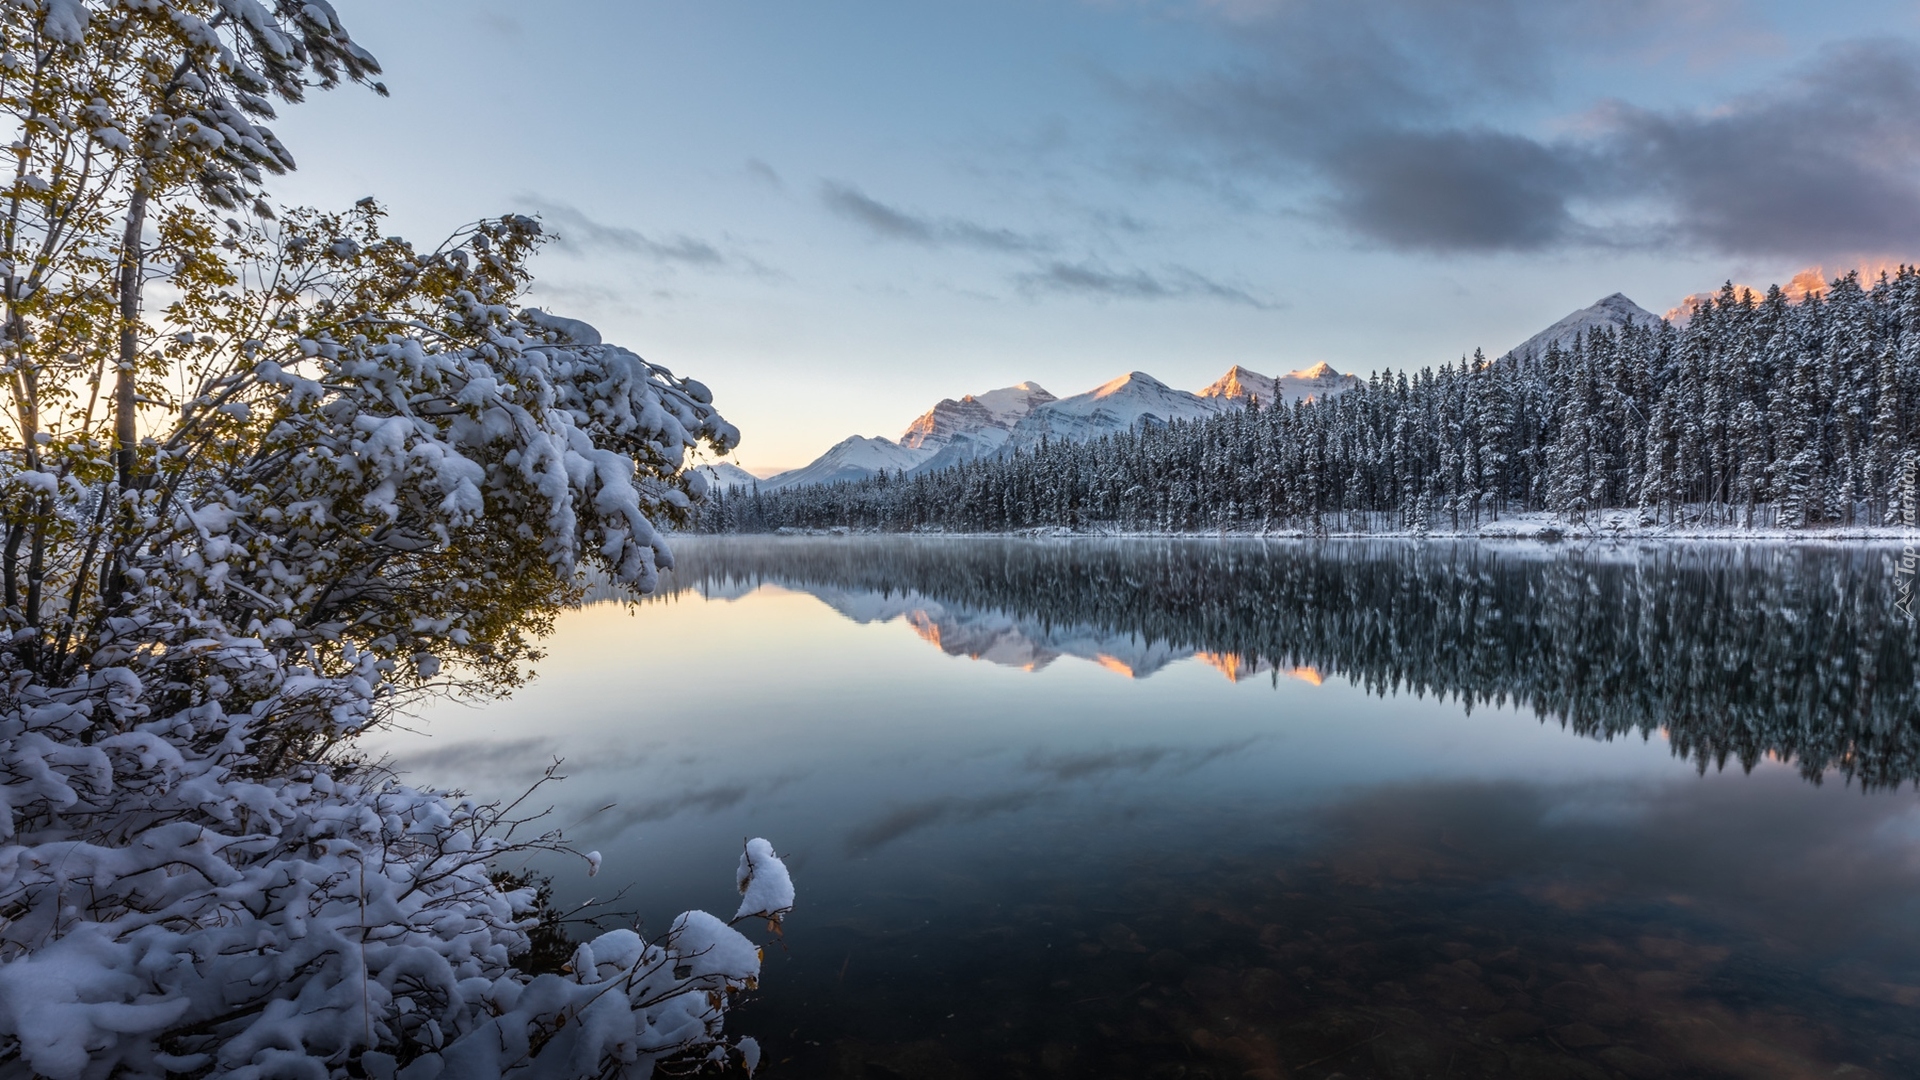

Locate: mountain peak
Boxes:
[1289,361,1339,380]
[900,382,1056,451]
[1092,371,1167,398]
[1006,369,1229,449]
[1200,366,1275,402]
[758,433,932,490]
[1505,294,1659,361]
[691,460,762,489]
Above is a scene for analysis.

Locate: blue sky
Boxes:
[273,1,1920,473]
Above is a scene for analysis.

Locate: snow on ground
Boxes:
[754,512,1920,543]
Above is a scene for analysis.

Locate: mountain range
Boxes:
[699,293,1659,492]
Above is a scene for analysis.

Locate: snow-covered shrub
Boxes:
[0,3,785,1075]
[0,204,785,1074]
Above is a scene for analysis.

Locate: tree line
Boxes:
[697,275,1920,533]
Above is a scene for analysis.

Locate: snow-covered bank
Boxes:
[734,513,1920,543]
[0,273,791,1077]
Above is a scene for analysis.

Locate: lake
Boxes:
[367,538,1920,1079]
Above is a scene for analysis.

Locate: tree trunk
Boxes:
[24,495,45,630]
[102,187,149,614]
[2,519,20,614]
[115,187,148,488]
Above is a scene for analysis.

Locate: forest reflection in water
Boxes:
[648,537,1920,791]
[392,538,1920,1079]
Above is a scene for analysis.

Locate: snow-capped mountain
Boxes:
[1004,371,1234,452]
[692,461,760,490]
[1200,362,1363,407]
[759,434,933,490]
[758,381,1057,489]
[900,382,1056,451]
[1503,293,1658,361]
[897,382,1057,475]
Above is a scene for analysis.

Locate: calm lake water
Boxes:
[369,538,1920,1079]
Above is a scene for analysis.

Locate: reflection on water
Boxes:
[771,776,1920,1080]
[387,539,1920,1078]
[653,538,1920,790]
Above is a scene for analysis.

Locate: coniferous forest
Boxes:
[696,274,1920,534]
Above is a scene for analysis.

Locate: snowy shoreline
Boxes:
[713,516,1920,544]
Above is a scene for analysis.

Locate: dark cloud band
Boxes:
[1151,1,1920,259]
[1017,259,1275,308]
[1323,128,1582,252]
[820,181,1049,253]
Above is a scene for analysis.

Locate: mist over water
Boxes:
[381,538,1920,1078]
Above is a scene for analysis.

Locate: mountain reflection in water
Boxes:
[650,537,1920,790]
[387,538,1920,1078]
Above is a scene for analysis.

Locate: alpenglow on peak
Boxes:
[1200,362,1361,407]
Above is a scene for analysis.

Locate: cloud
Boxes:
[817,183,1267,305]
[1085,207,1153,235]
[745,158,782,189]
[521,279,635,311]
[1152,0,1560,161]
[1133,1,1582,252]
[518,196,786,282]
[1018,259,1276,308]
[1593,40,1920,257]
[1140,1,1920,261]
[472,7,523,38]
[822,183,933,242]
[516,196,731,266]
[1322,128,1583,252]
[820,182,1049,253]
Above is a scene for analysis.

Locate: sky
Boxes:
[269,0,1920,474]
